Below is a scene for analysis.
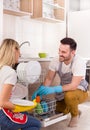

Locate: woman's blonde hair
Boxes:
[0,39,20,69]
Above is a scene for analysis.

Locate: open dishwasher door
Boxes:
[32,98,68,127]
[40,112,67,127]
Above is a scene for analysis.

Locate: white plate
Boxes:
[11,99,34,106]
[16,61,41,84]
[17,63,27,82]
[25,61,41,84]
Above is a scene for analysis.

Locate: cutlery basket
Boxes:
[33,98,56,116]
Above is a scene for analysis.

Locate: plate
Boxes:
[25,61,41,84]
[16,61,41,84]
[11,99,34,106]
[16,63,26,82]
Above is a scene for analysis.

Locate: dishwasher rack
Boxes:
[17,68,47,85]
[32,98,68,127]
[33,98,56,116]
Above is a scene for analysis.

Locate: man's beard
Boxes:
[59,56,70,62]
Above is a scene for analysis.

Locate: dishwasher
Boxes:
[16,61,68,127]
[31,96,67,127]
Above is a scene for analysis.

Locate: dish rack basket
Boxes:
[33,97,57,116]
[17,68,47,85]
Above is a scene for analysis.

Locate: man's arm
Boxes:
[32,68,84,99]
[43,70,56,86]
[63,76,83,91]
[44,69,84,91]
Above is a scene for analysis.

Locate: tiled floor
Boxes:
[41,101,90,130]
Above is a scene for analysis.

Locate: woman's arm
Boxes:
[0,84,15,110]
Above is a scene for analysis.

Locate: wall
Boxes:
[3,14,66,57]
[0,0,3,43]
[80,0,90,10]
[68,10,90,58]
[69,0,90,11]
[69,0,80,11]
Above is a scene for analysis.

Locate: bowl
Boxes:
[38,53,47,58]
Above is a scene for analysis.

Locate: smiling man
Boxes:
[32,37,88,127]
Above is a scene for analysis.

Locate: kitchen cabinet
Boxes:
[3,0,66,22]
[3,0,33,16]
[21,0,66,22]
[20,0,33,15]
[33,0,66,22]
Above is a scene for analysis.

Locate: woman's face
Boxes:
[15,49,20,63]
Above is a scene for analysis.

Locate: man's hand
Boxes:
[32,85,63,100]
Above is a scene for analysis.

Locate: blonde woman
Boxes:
[0,39,41,130]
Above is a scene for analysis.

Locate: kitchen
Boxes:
[0,0,90,130]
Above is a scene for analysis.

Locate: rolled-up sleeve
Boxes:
[4,69,17,85]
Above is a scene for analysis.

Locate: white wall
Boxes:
[69,0,90,11]
[3,14,66,57]
[0,0,3,43]
[42,22,66,57]
[80,0,90,10]
[68,10,90,58]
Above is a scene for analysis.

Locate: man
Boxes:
[32,37,88,127]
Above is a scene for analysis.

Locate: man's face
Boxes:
[59,44,75,63]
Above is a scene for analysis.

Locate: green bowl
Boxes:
[38,53,47,58]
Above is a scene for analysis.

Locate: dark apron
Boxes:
[55,60,88,101]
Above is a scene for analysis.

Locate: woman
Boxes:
[0,39,41,130]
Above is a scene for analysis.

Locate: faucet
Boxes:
[19,41,30,48]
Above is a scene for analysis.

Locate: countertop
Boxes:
[19,57,53,62]
[19,57,90,65]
